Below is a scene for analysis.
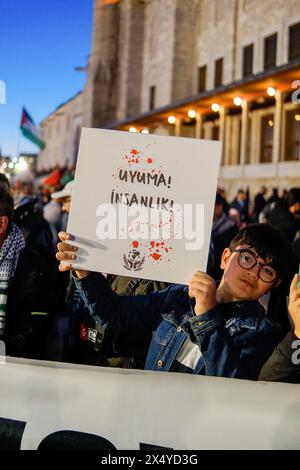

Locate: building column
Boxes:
[219,106,226,165]
[240,100,250,177]
[195,113,203,139]
[175,118,181,137]
[203,122,213,140]
[272,90,284,172]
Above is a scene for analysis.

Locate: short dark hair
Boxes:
[215,193,224,205]
[284,188,300,207]
[0,185,14,229]
[229,223,296,283]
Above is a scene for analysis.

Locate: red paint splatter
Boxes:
[165,248,168,253]
[132,240,139,248]
[130,149,139,155]
[150,241,155,248]
[147,157,153,164]
[151,253,161,261]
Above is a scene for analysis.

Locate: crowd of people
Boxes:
[1,172,300,384]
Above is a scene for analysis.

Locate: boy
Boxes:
[56,224,293,380]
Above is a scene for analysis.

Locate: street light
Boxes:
[211,103,220,112]
[233,96,242,106]
[267,87,276,97]
[168,115,176,124]
[187,110,197,118]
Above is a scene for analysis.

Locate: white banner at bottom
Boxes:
[0,358,299,450]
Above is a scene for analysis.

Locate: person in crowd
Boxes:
[294,230,300,262]
[252,186,267,223]
[54,180,168,368]
[263,187,300,333]
[207,193,239,281]
[266,187,300,253]
[51,180,73,215]
[228,207,242,228]
[217,187,229,214]
[45,180,75,359]
[259,188,281,223]
[43,196,63,248]
[56,224,294,380]
[267,187,280,205]
[48,181,74,237]
[14,194,55,262]
[259,273,300,383]
[230,189,249,224]
[0,185,56,359]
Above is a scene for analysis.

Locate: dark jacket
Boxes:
[264,202,300,333]
[267,201,300,245]
[230,198,249,223]
[259,330,300,383]
[67,275,169,368]
[253,193,266,222]
[75,273,282,380]
[4,245,56,359]
[14,197,55,263]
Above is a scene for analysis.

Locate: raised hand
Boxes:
[56,232,89,279]
[288,273,300,339]
[188,271,217,316]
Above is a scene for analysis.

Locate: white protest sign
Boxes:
[0,358,300,450]
[68,128,221,284]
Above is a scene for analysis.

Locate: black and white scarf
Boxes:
[0,224,25,337]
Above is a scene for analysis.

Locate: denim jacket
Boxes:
[74,273,282,380]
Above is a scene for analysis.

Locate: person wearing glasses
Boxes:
[56,224,294,380]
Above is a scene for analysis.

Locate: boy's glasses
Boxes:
[232,249,279,284]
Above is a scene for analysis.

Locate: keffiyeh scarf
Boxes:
[0,224,25,337]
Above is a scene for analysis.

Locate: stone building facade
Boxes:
[39,91,83,170]
[39,0,300,199]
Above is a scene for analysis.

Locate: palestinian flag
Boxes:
[20,107,45,150]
